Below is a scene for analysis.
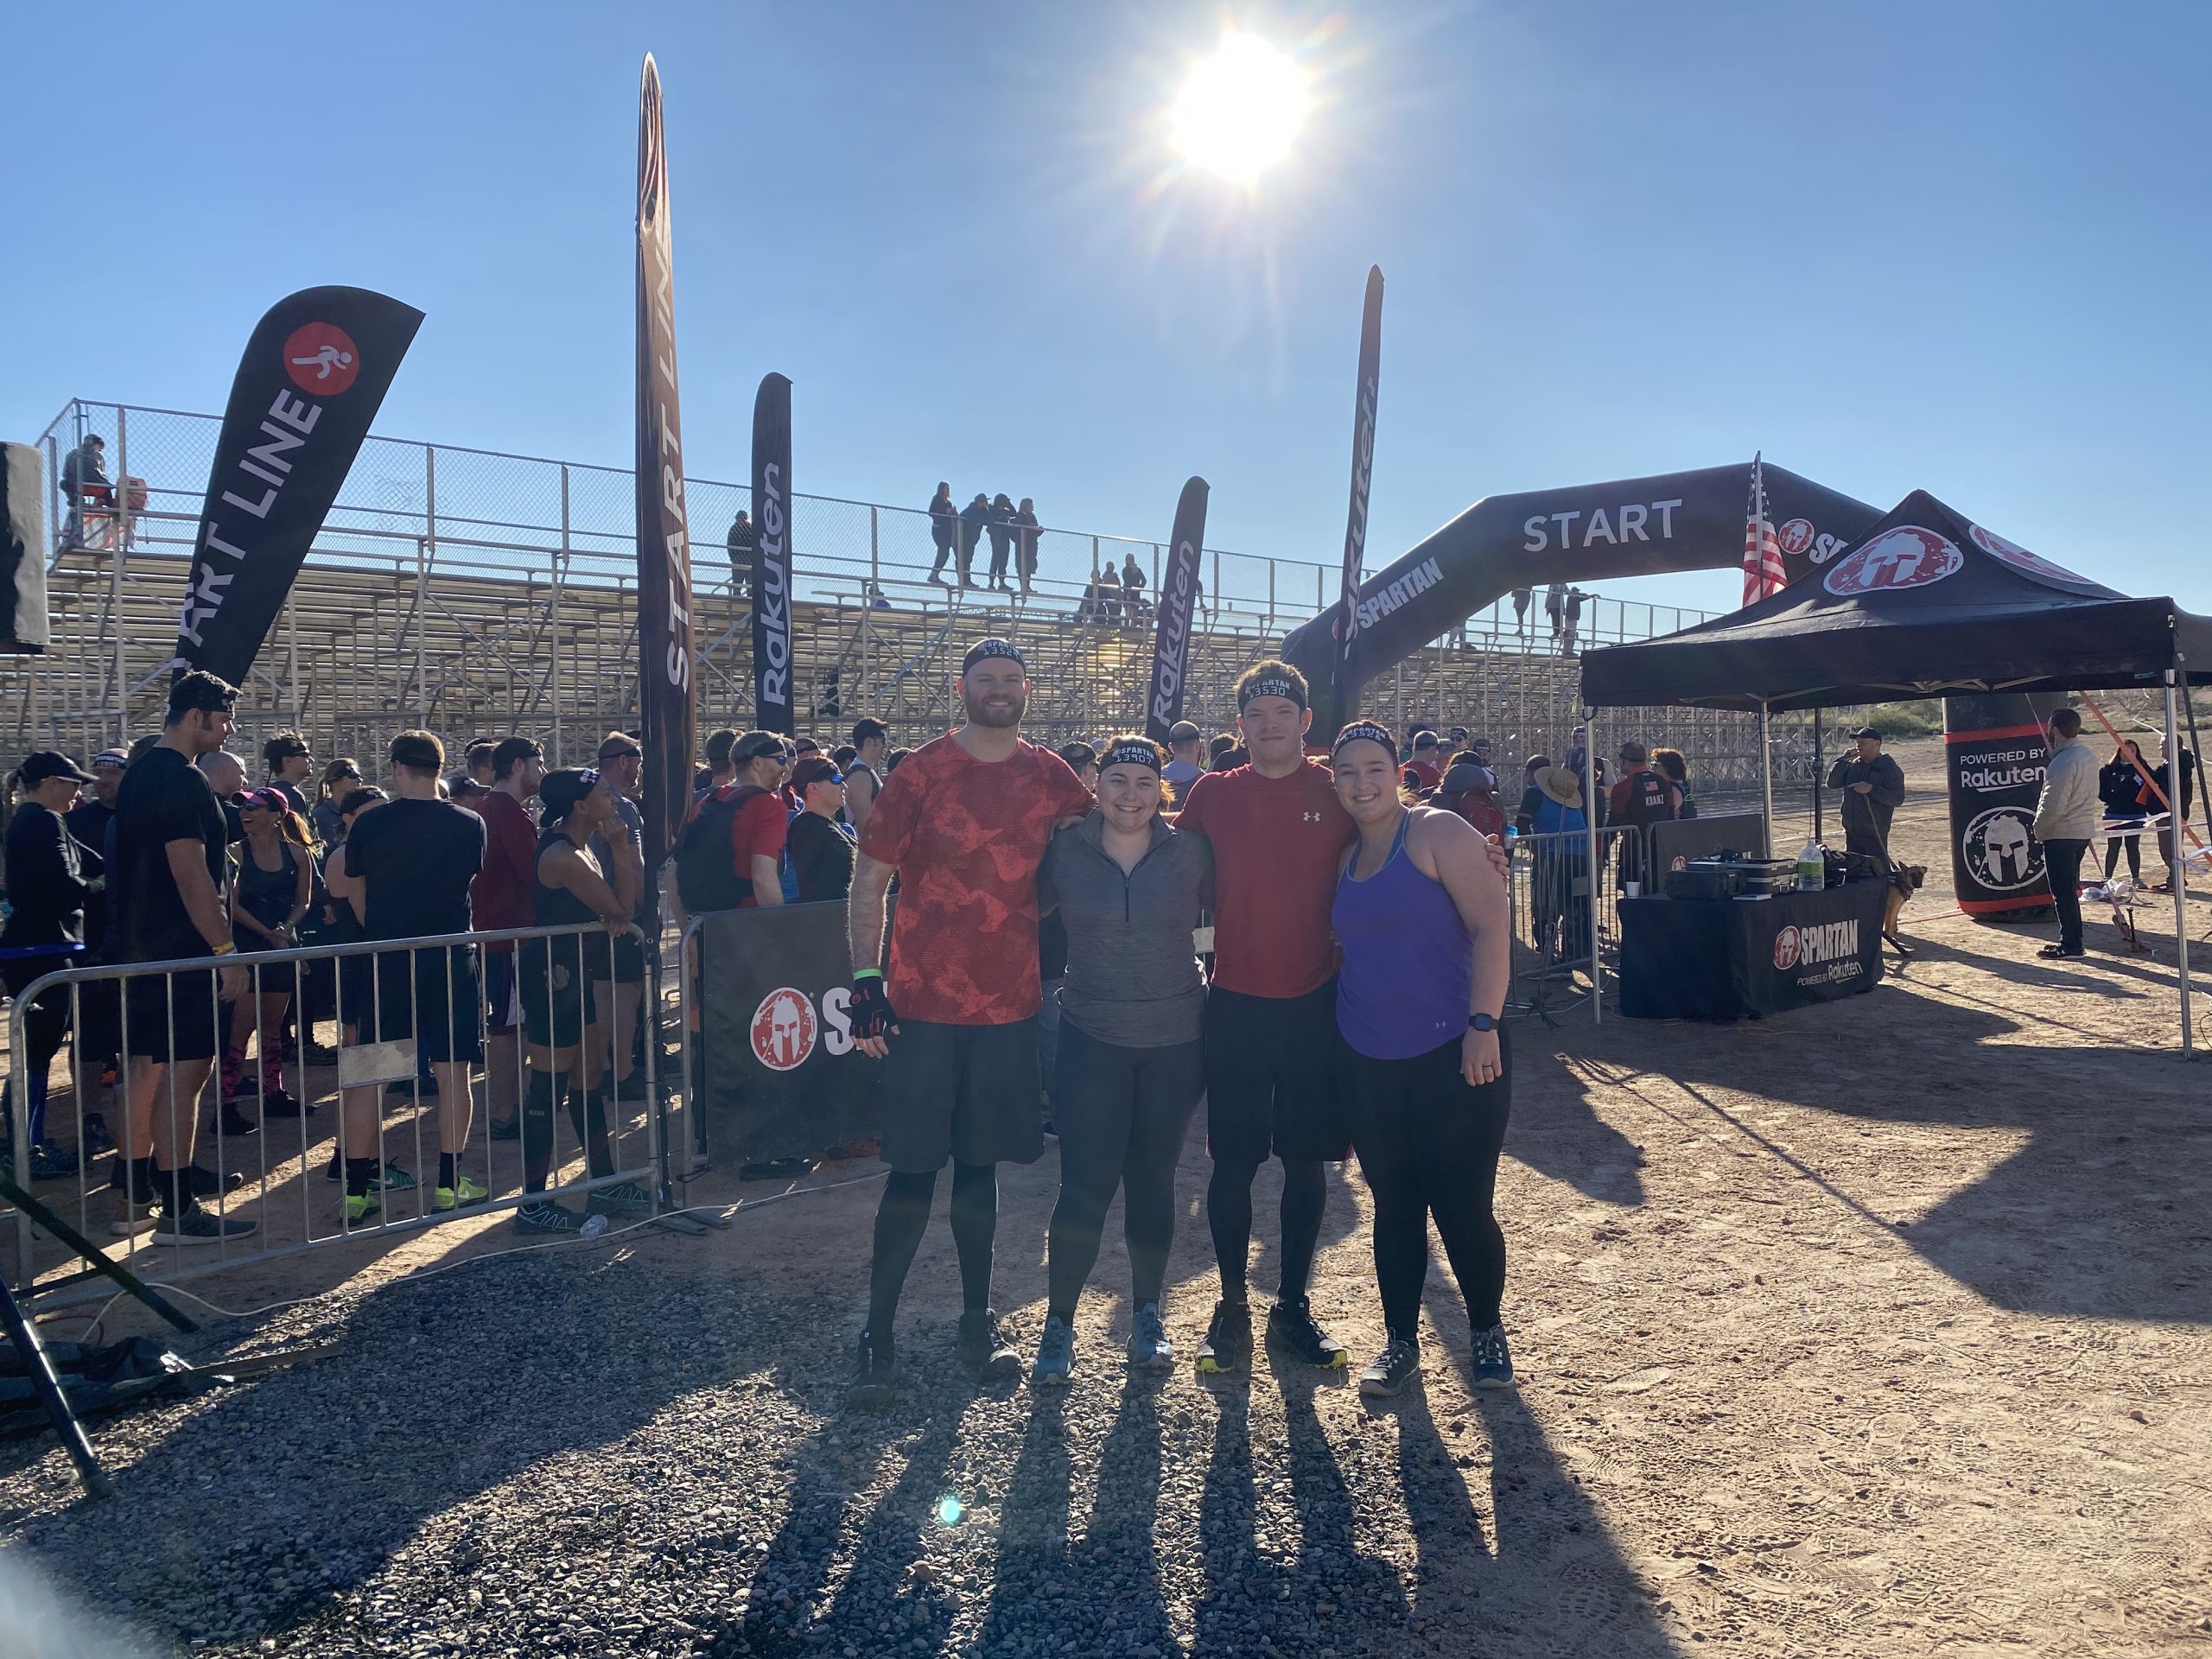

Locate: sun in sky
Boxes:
[1173,31,1310,185]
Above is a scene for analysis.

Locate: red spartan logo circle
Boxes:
[1822,525,1964,597]
[1777,518,1815,556]
[1773,925,1802,971]
[283,322,361,395]
[749,987,818,1072]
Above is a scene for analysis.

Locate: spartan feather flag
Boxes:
[751,372,794,736]
[635,54,697,885]
[1145,475,1211,742]
[175,286,422,683]
[1328,265,1383,729]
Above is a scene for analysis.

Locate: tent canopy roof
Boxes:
[1581,490,2212,712]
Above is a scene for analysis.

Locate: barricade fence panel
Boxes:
[5,921,660,1300]
[12,400,1840,781]
[1507,825,1636,1023]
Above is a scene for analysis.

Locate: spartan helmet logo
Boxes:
[749,988,818,1072]
[1964,806,2042,892]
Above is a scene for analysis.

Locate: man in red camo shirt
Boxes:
[473,736,543,1136]
[843,639,1093,1405]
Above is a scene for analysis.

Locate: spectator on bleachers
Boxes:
[1121,551,1149,621]
[727,511,758,602]
[1012,499,1041,595]
[986,494,1017,591]
[957,493,991,588]
[60,435,109,547]
[927,483,958,586]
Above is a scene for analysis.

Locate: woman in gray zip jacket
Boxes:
[1031,734,1214,1383]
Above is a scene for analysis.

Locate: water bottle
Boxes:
[579,1213,610,1240]
[1796,836,1825,893]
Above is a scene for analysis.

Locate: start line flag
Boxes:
[1741,452,1786,607]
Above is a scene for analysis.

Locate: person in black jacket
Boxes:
[957,493,991,588]
[1011,498,1041,595]
[926,483,958,585]
[3,753,101,1179]
[2152,736,2200,892]
[985,493,1016,591]
[2100,739,2148,881]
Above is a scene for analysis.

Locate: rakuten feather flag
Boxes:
[635,54,696,891]
[1145,475,1211,742]
[175,286,422,683]
[751,372,794,737]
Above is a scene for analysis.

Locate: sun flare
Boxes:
[1173,33,1308,185]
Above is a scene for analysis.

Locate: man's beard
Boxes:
[963,686,1028,729]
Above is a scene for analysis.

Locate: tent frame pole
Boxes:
[2167,668,2192,1058]
[1586,702,1602,1025]
[1759,700,1775,850]
[1811,708,1823,842]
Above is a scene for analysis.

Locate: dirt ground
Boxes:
[3,738,2209,1656]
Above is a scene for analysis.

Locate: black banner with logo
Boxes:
[1331,265,1383,724]
[1620,880,1884,1020]
[697,903,879,1163]
[635,54,697,887]
[751,372,795,736]
[1144,475,1210,742]
[1945,693,2061,917]
[174,286,422,684]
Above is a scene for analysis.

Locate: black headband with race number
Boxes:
[1237,674,1306,712]
[1331,720,1400,762]
[1101,740,1164,773]
[962,638,1026,673]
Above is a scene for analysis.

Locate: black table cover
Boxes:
[1618,880,1885,1020]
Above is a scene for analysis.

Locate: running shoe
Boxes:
[182,1164,247,1198]
[341,1192,380,1227]
[487,1116,521,1141]
[1196,1299,1250,1376]
[512,1199,588,1236]
[433,1175,490,1212]
[152,1203,257,1246]
[849,1328,898,1409]
[29,1141,79,1180]
[110,1186,154,1237]
[588,1179,652,1218]
[1359,1336,1421,1398]
[1128,1302,1173,1371]
[957,1307,1020,1382]
[259,1090,308,1118]
[80,1114,116,1158]
[1033,1315,1076,1387]
[1469,1324,1516,1389]
[216,1106,260,1140]
[609,1074,651,1103]
[1268,1296,1352,1369]
[376,1166,420,1192]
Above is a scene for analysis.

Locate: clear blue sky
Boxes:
[5,1,2206,618]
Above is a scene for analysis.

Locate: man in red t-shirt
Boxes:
[1173,660,1360,1376]
[473,736,544,1134]
[843,639,1092,1403]
[720,732,791,908]
[1402,729,1444,793]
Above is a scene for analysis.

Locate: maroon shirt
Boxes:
[470,788,537,937]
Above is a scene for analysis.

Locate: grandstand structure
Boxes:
[10,400,1810,790]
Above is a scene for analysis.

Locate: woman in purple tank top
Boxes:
[1328,720,1515,1398]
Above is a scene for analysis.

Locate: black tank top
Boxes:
[1618,769,1675,829]
[237,840,300,932]
[532,828,601,928]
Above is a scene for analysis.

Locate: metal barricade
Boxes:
[1505,825,1636,1023]
[4,922,660,1300]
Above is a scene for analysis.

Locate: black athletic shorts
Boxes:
[518,935,599,1049]
[124,963,222,1063]
[75,976,120,1061]
[485,946,518,1035]
[1202,979,1350,1165]
[369,944,485,1064]
[880,1017,1044,1173]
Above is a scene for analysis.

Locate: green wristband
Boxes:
[854,968,884,981]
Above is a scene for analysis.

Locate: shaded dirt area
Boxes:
[3,736,2209,1656]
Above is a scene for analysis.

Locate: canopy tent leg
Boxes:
[1812,708,1823,842]
[2167,671,2193,1058]
[1759,701,1775,850]
[1586,702,1602,1025]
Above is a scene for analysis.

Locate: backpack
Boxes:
[674,785,766,912]
[1451,787,1507,842]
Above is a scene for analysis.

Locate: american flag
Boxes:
[1741,451,1787,607]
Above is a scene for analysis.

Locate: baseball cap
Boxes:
[1168,721,1201,743]
[1853,726,1883,740]
[20,751,95,786]
[237,785,290,813]
[91,748,128,772]
[790,755,843,791]
[1618,741,1649,764]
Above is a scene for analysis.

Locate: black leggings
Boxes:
[1207,1157,1325,1305]
[1,983,68,1147]
[2104,836,2141,880]
[867,1158,997,1337]
[1349,1028,1512,1338]
[1046,1025,1202,1320]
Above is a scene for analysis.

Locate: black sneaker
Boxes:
[1358,1335,1421,1397]
[80,1113,116,1158]
[216,1105,260,1139]
[1196,1299,1251,1376]
[1470,1324,1516,1389]
[182,1163,247,1198]
[849,1328,897,1409]
[259,1090,308,1118]
[152,1202,257,1246]
[1268,1296,1351,1369]
[512,1199,588,1236]
[957,1308,1020,1382]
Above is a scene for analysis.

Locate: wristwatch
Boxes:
[1467,1012,1497,1033]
